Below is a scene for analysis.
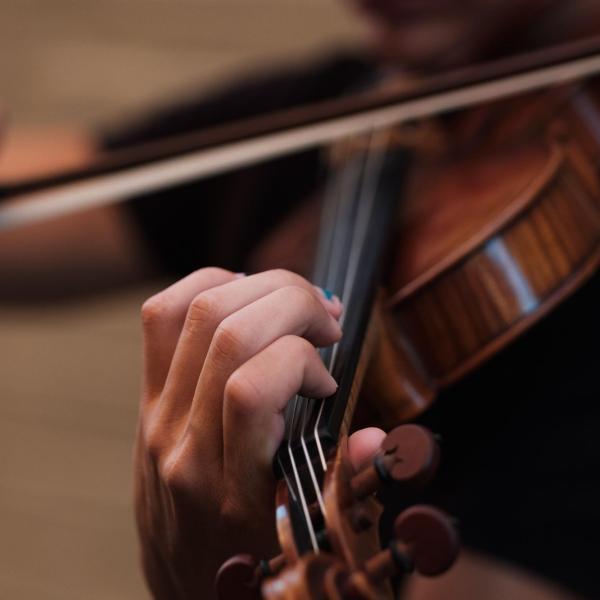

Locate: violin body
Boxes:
[367,83,600,423]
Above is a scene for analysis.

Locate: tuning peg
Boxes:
[351,425,440,500]
[328,506,458,600]
[358,504,459,586]
[216,553,286,600]
[393,505,459,576]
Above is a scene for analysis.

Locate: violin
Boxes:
[217,133,461,600]
[3,35,600,600]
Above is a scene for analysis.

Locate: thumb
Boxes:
[348,427,386,473]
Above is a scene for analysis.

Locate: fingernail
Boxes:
[315,286,338,303]
[235,272,246,279]
[326,374,339,395]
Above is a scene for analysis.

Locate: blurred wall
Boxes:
[1,0,361,128]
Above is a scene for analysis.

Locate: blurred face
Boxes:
[350,0,560,69]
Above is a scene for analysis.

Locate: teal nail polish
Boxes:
[314,285,338,302]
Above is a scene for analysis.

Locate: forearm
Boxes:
[0,204,155,302]
[0,126,94,183]
[0,127,157,302]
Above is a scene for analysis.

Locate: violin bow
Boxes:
[2,34,600,231]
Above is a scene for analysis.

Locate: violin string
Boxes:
[281,130,385,551]
[287,439,320,552]
[287,131,379,524]
[276,454,297,503]
[339,131,389,324]
[285,392,319,552]
[324,154,365,296]
[298,151,358,474]
[290,149,353,519]
[312,153,346,286]
[306,144,366,475]
[286,149,350,463]
[295,154,349,441]
[312,402,329,473]
[279,139,363,544]
[299,400,327,517]
[313,130,389,453]
[328,131,386,371]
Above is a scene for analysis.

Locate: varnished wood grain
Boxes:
[374,101,600,422]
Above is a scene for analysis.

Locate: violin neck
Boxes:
[315,150,409,445]
[276,138,411,477]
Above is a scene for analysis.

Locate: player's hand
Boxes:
[134,268,384,598]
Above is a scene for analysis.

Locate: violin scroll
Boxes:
[217,424,459,599]
[322,425,457,597]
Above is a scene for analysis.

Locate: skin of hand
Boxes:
[134,268,385,599]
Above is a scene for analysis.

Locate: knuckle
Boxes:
[268,267,295,281]
[161,456,189,496]
[196,266,232,280]
[279,336,320,371]
[144,421,166,461]
[158,441,198,497]
[186,291,220,329]
[287,335,317,359]
[210,319,243,364]
[280,284,319,312]
[141,294,169,330]
[224,370,262,417]
[268,268,306,288]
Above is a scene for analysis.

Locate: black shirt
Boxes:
[102,53,374,275]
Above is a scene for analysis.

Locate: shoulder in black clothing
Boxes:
[100,52,376,276]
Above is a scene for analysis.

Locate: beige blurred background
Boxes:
[0,2,359,598]
[1,0,361,128]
